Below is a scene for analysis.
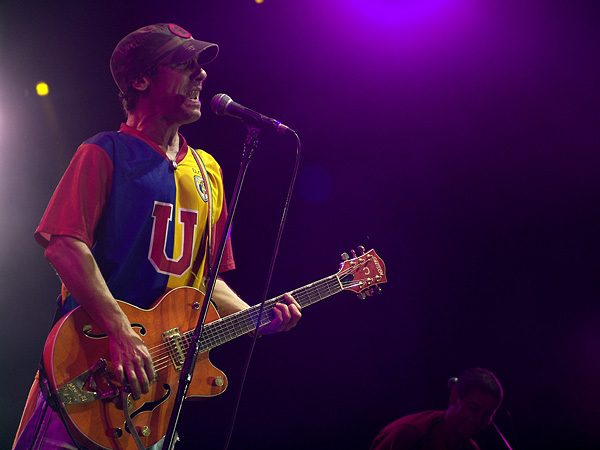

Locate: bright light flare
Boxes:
[36,81,49,96]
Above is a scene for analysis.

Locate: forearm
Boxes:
[44,235,154,397]
[44,235,129,334]
[212,277,250,317]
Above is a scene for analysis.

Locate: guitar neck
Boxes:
[196,274,342,351]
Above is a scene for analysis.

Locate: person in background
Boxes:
[370,368,503,450]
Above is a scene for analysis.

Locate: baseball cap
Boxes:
[110,23,219,94]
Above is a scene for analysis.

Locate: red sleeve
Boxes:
[34,144,113,248]
[369,422,421,450]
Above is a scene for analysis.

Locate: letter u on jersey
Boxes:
[148,201,198,276]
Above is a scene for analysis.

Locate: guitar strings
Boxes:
[141,260,370,376]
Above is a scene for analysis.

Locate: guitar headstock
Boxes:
[337,247,387,299]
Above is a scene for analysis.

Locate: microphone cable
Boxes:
[492,407,521,450]
[222,128,302,450]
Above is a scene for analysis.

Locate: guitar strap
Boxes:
[189,148,214,290]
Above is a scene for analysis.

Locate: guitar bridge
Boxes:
[56,358,120,405]
[162,328,187,371]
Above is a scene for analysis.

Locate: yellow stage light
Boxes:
[36,82,49,96]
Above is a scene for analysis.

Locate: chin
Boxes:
[458,426,477,441]
[181,112,201,125]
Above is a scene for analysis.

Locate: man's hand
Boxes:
[108,323,155,400]
[257,293,302,335]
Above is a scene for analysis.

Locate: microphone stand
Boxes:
[164,125,262,450]
[492,420,515,450]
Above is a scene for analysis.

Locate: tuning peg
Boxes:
[360,286,381,298]
[358,245,366,255]
[341,252,350,261]
[351,249,357,258]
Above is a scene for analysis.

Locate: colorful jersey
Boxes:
[35,124,235,312]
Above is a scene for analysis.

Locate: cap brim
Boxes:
[161,40,219,66]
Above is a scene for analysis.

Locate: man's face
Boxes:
[447,389,500,441]
[145,54,207,126]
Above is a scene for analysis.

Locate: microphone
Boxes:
[211,93,293,134]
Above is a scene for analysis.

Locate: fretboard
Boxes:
[188,274,343,352]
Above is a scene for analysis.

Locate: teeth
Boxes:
[187,90,199,100]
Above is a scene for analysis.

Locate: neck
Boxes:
[126,112,180,159]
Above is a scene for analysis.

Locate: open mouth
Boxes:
[186,90,200,101]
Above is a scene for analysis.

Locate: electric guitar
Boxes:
[43,248,387,450]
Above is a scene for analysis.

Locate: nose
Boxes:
[194,67,207,82]
[190,58,207,81]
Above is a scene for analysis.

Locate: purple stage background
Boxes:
[1,1,599,449]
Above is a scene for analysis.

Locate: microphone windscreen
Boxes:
[211,93,231,116]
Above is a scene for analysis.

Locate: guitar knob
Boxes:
[341,252,350,261]
[141,426,151,437]
[358,245,365,255]
[357,292,366,300]
[214,376,225,387]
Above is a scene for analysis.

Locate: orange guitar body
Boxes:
[43,287,226,450]
[41,248,387,450]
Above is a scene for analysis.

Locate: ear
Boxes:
[131,75,151,92]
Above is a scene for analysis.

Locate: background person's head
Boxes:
[445,368,503,441]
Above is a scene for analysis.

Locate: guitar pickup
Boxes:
[162,328,187,371]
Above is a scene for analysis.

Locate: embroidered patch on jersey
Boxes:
[194,175,208,202]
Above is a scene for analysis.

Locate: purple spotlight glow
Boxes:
[311,0,479,67]
[342,0,456,26]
